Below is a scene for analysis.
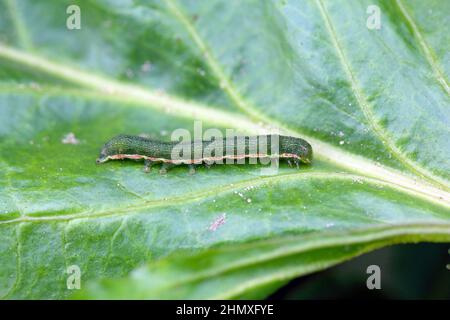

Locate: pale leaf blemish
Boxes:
[61,133,80,145]
[141,61,152,72]
[209,213,226,232]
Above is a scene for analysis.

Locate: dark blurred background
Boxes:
[269,243,450,299]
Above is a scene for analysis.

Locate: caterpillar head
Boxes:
[299,143,313,164]
[96,148,110,164]
[96,135,130,164]
[297,141,313,164]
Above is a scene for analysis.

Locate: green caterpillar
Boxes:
[96,134,312,174]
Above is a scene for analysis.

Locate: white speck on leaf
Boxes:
[141,61,152,72]
[29,82,41,90]
[125,69,134,78]
[197,68,206,76]
[61,133,80,145]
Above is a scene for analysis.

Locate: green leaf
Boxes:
[75,225,450,299]
[0,0,449,299]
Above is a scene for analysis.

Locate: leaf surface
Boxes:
[0,0,448,299]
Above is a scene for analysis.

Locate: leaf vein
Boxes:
[0,171,448,226]
[4,0,33,50]
[395,0,450,96]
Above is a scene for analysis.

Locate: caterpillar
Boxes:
[96,134,312,174]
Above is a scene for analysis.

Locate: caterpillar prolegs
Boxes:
[96,134,313,174]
